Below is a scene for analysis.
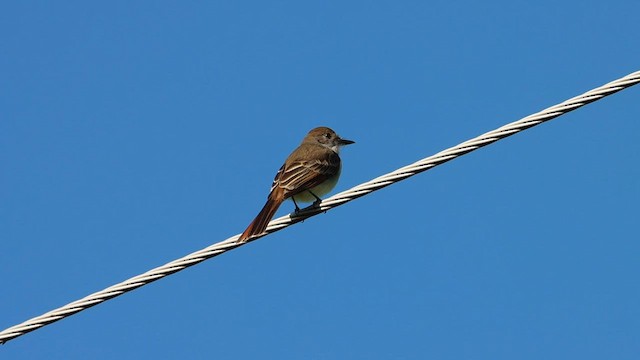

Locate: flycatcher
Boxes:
[238,126,354,243]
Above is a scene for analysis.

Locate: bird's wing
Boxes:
[274,153,340,199]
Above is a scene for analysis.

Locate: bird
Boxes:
[238,126,354,243]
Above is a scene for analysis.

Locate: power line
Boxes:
[1,70,639,345]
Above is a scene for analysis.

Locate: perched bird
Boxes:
[238,126,354,243]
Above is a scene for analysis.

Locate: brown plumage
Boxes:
[238,127,354,243]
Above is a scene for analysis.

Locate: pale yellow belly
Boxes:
[291,165,341,203]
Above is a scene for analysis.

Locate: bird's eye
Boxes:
[325,133,331,138]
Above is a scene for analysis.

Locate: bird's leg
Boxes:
[292,197,301,213]
[309,191,323,207]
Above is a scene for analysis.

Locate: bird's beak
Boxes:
[339,138,355,146]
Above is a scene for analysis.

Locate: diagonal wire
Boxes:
[2,70,639,345]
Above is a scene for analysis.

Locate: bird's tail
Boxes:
[238,197,283,243]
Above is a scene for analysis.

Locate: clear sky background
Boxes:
[2,1,639,359]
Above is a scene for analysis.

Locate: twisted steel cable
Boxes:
[1,70,639,345]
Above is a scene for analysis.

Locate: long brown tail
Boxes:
[238,196,283,243]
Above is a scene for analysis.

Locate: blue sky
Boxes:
[2,1,639,359]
